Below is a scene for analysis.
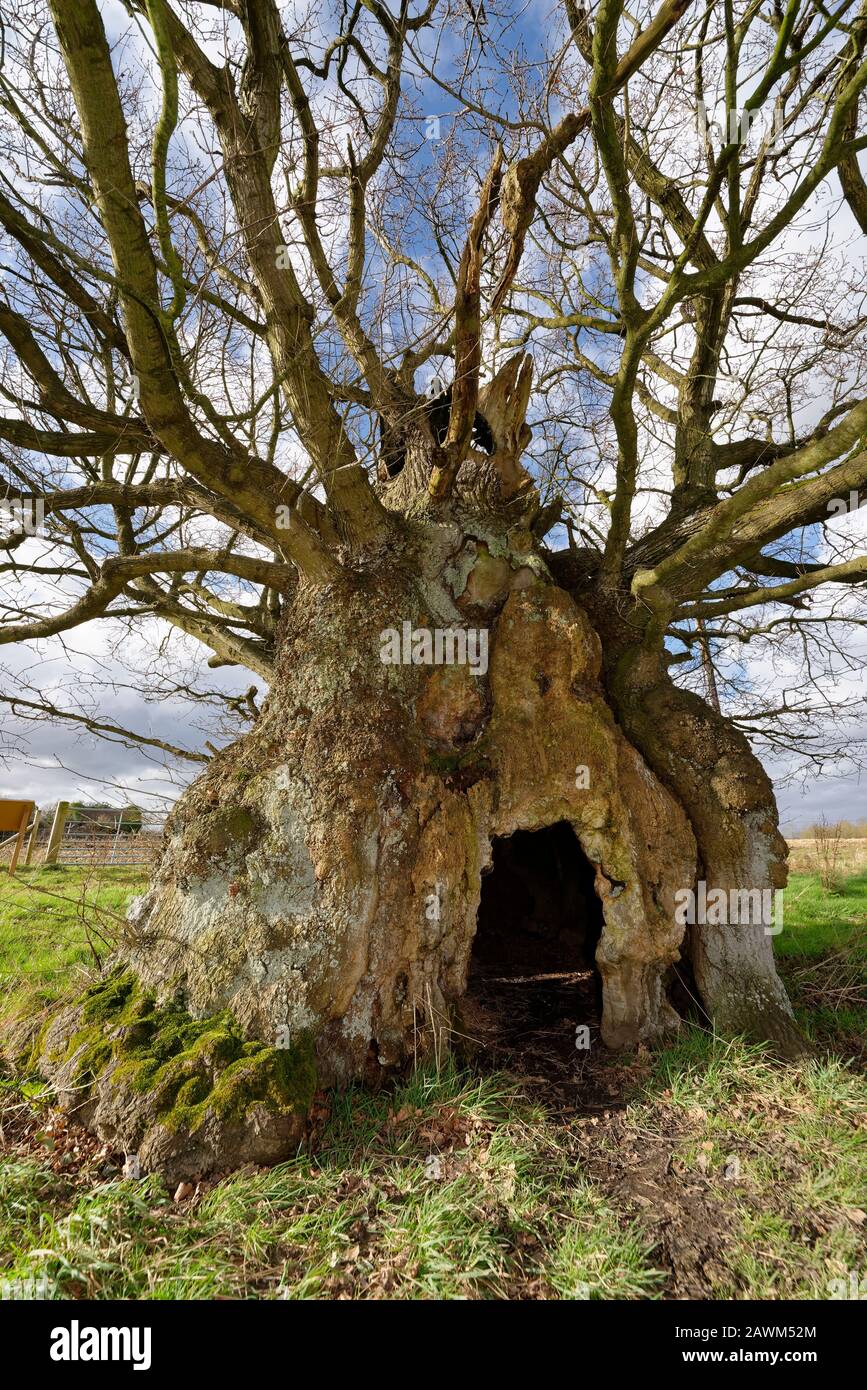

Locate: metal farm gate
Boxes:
[1,802,164,871]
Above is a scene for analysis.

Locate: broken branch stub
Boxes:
[478,353,535,500]
[429,147,504,500]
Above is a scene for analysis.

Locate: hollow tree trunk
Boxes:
[25,358,802,1181]
[31,545,700,1179]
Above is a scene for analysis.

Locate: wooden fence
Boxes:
[0,802,164,870]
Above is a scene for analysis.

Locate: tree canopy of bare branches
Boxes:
[0,0,865,777]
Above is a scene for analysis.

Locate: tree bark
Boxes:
[601,636,806,1057]
[25,361,805,1183]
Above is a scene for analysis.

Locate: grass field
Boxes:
[0,860,865,1301]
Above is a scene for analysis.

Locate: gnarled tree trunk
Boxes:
[605,644,802,1055]
[29,356,802,1183]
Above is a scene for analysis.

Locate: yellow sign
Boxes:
[0,800,32,833]
[0,799,35,875]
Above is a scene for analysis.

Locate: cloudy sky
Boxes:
[777,763,866,830]
[0,610,245,822]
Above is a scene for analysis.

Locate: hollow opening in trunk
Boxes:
[461,821,604,1101]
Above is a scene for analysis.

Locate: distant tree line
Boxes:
[790,819,867,839]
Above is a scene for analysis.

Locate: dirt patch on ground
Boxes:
[570,1108,742,1298]
[457,968,627,1112]
[457,964,663,1120]
[454,982,741,1297]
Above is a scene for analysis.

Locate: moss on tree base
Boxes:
[30,968,316,1184]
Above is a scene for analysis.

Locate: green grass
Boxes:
[776,872,867,958]
[775,871,867,1044]
[0,866,146,1025]
[0,1066,662,1300]
[632,1035,867,1297]
[0,865,865,1300]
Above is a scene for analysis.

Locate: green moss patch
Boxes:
[49,969,316,1135]
[425,745,491,783]
[198,804,263,860]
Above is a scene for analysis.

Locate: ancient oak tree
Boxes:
[1,0,866,1176]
